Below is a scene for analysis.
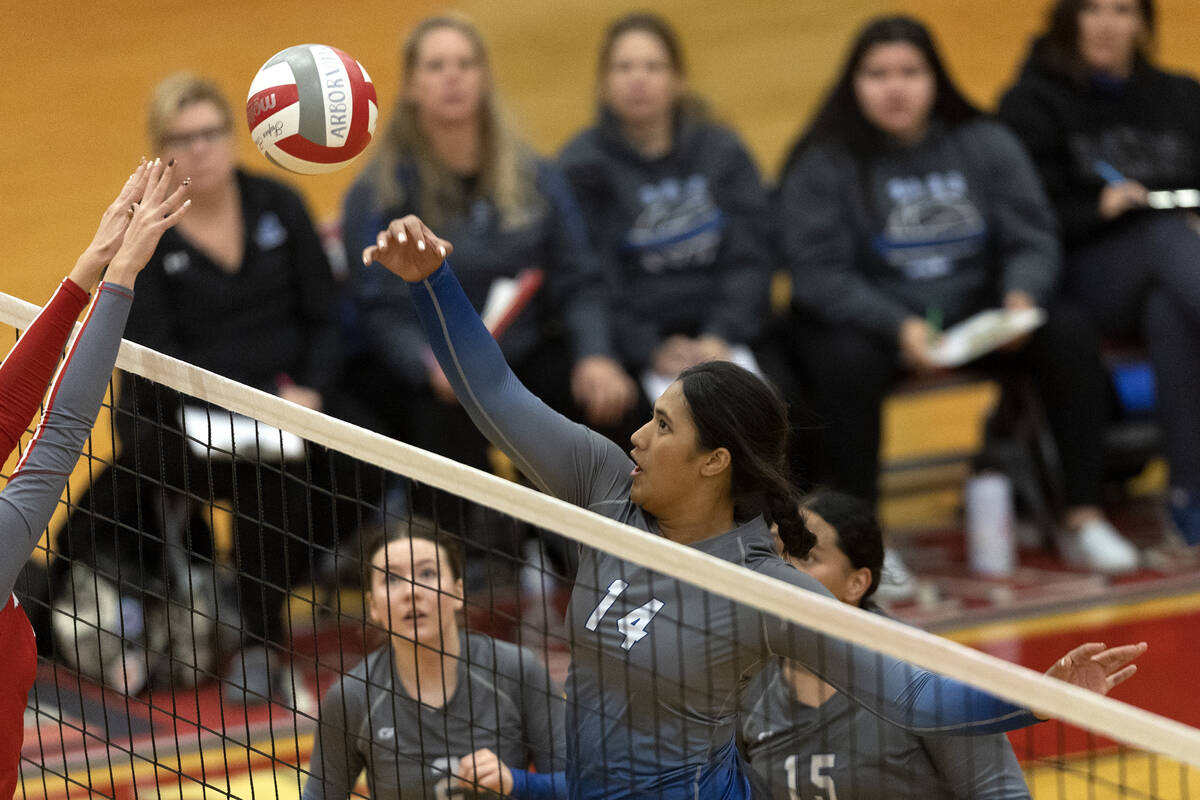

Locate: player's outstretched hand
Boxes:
[1045,641,1148,695]
[362,215,453,282]
[106,158,191,287]
[456,748,513,796]
[69,159,155,290]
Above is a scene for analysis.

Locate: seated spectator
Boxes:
[342,13,632,467]
[775,16,1139,572]
[998,0,1200,551]
[302,523,566,799]
[55,73,365,703]
[559,12,774,413]
[741,490,1031,799]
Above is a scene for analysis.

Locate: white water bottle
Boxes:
[965,471,1016,577]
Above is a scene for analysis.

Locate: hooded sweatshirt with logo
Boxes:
[778,118,1060,340]
[559,109,773,372]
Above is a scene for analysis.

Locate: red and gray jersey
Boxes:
[0,281,133,797]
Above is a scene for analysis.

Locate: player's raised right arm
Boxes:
[364,216,630,507]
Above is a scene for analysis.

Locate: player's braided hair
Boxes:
[678,361,815,558]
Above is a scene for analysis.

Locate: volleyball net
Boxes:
[2,289,1198,800]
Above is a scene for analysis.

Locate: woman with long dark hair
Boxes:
[357,214,1144,799]
[741,491,1031,799]
[777,15,1138,573]
[999,0,1200,551]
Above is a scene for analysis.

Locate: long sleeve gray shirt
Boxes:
[302,634,565,799]
[0,282,132,601]
[406,264,1037,800]
[741,656,1030,799]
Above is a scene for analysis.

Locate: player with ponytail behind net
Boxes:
[362,215,1146,800]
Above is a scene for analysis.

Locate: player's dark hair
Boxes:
[1040,0,1155,77]
[798,490,884,607]
[596,12,709,121]
[781,14,980,172]
[678,361,814,558]
[362,517,464,587]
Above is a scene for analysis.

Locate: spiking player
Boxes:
[364,215,1145,800]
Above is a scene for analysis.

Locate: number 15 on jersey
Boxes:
[585,579,665,650]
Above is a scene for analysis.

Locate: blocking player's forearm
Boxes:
[0,278,90,461]
[0,283,131,601]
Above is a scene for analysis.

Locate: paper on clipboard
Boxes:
[927,307,1047,368]
[178,405,305,462]
[1146,189,1200,209]
[480,269,544,339]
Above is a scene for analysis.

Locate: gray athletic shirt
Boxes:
[409,264,1035,799]
[302,633,565,799]
[741,659,1030,800]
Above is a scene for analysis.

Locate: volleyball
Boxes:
[246,44,378,175]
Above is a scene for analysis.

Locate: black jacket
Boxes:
[999,38,1200,246]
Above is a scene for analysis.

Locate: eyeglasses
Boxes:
[160,124,232,150]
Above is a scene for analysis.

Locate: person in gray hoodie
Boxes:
[776,15,1138,573]
[559,13,774,417]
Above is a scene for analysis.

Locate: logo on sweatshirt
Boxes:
[163,252,190,276]
[626,175,723,274]
[874,170,986,280]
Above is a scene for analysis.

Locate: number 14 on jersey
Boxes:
[585,579,664,650]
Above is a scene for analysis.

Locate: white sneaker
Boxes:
[1057,520,1140,574]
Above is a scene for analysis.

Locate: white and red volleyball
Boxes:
[246,44,377,175]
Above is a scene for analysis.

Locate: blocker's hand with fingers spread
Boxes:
[106,158,191,286]
[70,159,156,289]
[362,215,454,283]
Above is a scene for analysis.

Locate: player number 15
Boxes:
[785,753,838,800]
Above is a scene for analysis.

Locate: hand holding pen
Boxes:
[1094,160,1149,220]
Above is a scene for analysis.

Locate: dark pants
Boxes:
[1069,212,1200,492]
[56,373,376,648]
[795,302,1108,508]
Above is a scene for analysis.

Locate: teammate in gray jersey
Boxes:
[363,216,1145,800]
[741,491,1030,799]
[302,525,566,799]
